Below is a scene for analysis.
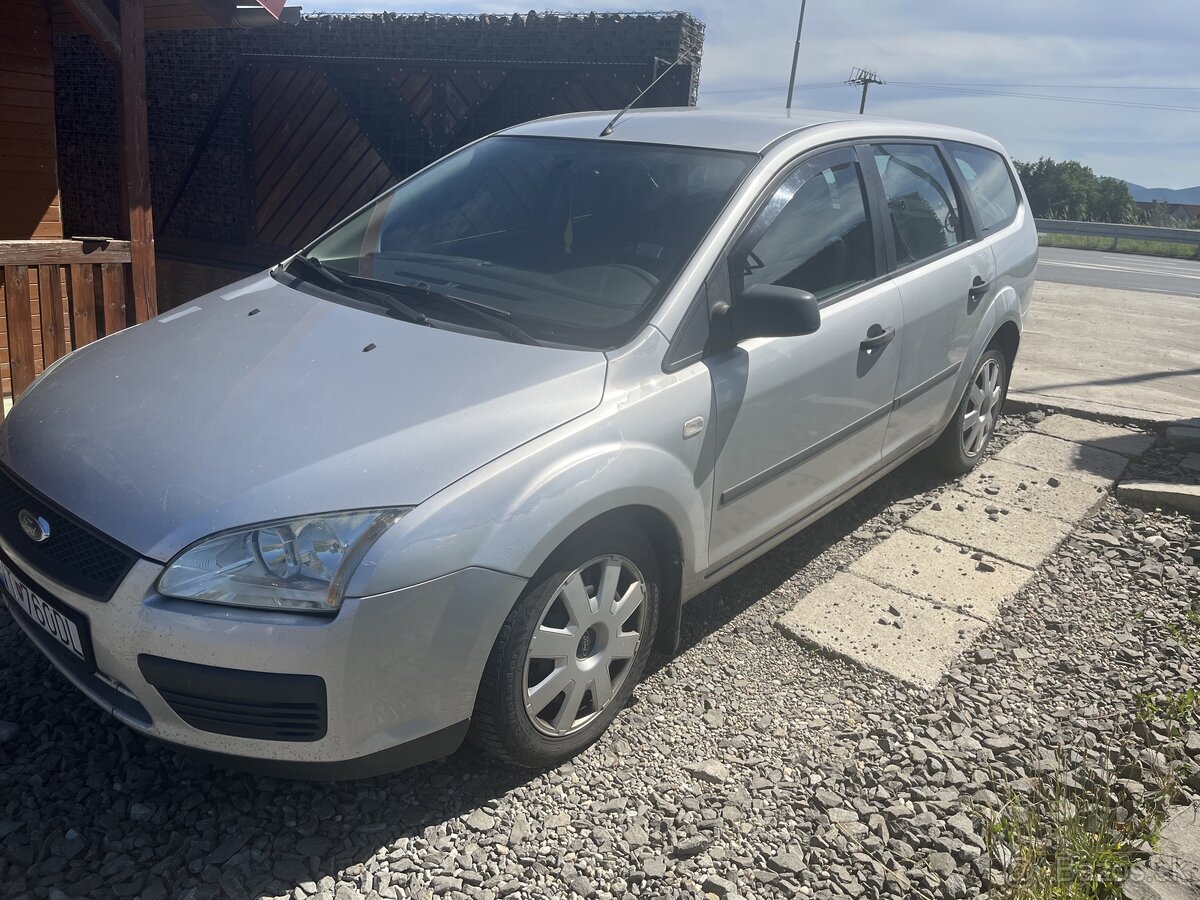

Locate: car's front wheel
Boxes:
[927,347,1009,475]
[469,522,660,767]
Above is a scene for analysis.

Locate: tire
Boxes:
[927,347,1009,475]
[469,521,661,768]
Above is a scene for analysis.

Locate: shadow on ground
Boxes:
[0,444,997,899]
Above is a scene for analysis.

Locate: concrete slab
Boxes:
[777,573,988,689]
[848,530,1032,621]
[779,410,1153,690]
[1034,414,1156,457]
[1010,281,1200,425]
[1166,425,1200,450]
[904,489,1074,568]
[1116,480,1200,516]
[959,458,1108,523]
[996,432,1129,487]
[1122,805,1200,900]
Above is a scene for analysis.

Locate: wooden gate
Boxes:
[159,56,694,260]
[249,66,397,252]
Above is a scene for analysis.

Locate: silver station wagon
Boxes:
[1,109,1035,777]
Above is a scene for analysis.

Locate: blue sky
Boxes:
[309,1,1200,188]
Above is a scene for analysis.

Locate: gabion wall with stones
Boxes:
[53,11,705,251]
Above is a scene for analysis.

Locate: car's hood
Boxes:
[0,273,607,561]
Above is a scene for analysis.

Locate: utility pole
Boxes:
[846,67,884,114]
[784,0,809,110]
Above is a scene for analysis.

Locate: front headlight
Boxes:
[157,509,408,613]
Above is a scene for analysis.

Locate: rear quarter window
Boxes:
[947,143,1020,233]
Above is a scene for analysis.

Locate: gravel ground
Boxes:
[1,411,1197,900]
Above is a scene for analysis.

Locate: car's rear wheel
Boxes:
[927,347,1008,475]
[469,522,660,767]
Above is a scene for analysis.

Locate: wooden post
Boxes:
[117,0,157,322]
[100,263,128,336]
[37,265,68,364]
[69,264,98,348]
[4,266,37,399]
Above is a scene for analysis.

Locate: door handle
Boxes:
[860,325,896,353]
[968,276,991,299]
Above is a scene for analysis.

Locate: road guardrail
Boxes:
[1035,218,1200,247]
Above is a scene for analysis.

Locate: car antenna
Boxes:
[600,56,687,137]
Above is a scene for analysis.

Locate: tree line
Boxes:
[1013,158,1196,228]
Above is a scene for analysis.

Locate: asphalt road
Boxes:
[1035,246,1200,297]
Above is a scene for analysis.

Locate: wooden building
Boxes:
[0,0,284,405]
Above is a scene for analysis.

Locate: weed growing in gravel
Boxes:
[1164,611,1200,647]
[983,724,1191,900]
[1135,688,1198,726]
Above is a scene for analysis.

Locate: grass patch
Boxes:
[1038,233,1200,260]
[1135,687,1198,728]
[988,787,1154,898]
[1164,611,1200,647]
[984,694,1198,899]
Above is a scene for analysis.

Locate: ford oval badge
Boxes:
[18,510,50,543]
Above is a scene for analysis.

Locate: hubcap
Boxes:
[961,358,1003,457]
[523,555,647,737]
[576,628,598,659]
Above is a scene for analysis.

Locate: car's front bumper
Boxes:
[2,535,526,779]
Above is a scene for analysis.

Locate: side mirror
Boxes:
[729,284,821,341]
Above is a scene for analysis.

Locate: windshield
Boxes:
[302,136,755,349]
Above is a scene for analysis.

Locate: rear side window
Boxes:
[947,142,1020,233]
[872,144,964,266]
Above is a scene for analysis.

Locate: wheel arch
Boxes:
[988,318,1021,373]
[542,505,685,657]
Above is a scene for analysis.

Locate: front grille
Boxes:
[0,466,137,600]
[139,655,327,742]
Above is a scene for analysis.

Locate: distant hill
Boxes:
[1124,182,1200,204]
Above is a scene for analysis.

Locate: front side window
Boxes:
[301,136,754,349]
[873,143,964,266]
[947,142,1020,233]
[736,147,876,302]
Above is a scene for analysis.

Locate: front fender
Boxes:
[346,407,710,600]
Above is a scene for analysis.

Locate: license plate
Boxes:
[0,556,89,663]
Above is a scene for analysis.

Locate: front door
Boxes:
[708,147,902,568]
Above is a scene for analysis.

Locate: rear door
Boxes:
[868,142,997,458]
[707,146,902,567]
[943,140,1030,314]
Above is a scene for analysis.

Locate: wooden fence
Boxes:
[0,239,132,414]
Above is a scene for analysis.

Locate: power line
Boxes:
[704,83,843,95]
[706,80,1200,96]
[896,81,1200,91]
[890,81,1200,113]
[700,79,1200,112]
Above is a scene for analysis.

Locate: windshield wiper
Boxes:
[344,274,543,347]
[284,254,429,326]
